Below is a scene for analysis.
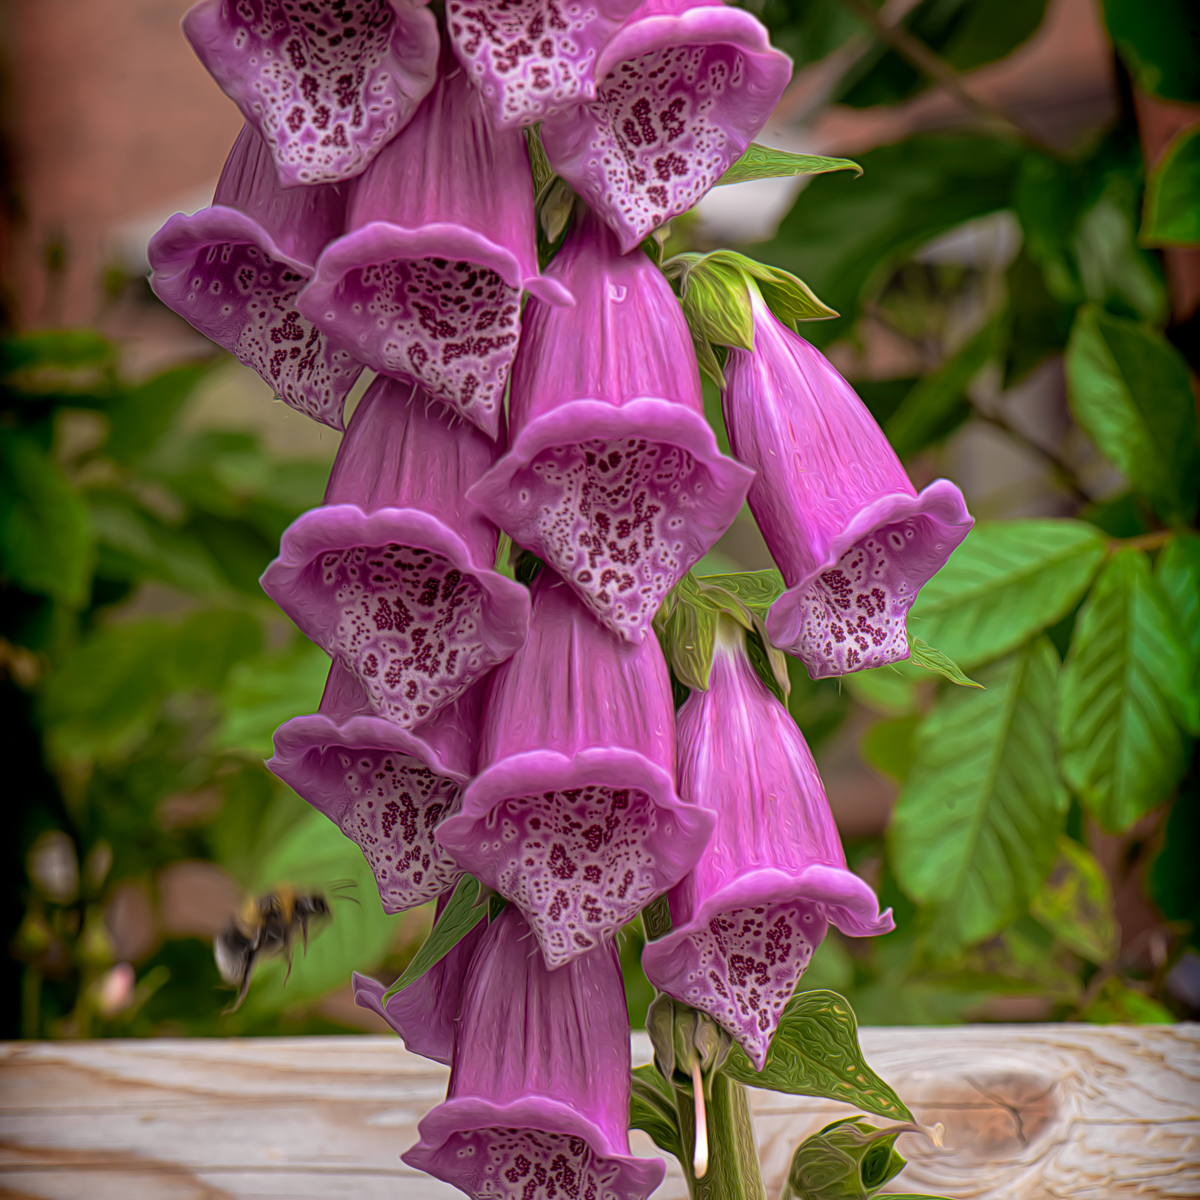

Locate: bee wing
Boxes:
[214,932,248,986]
[221,950,257,1015]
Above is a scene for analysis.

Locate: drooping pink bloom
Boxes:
[642,619,892,1070]
[540,0,790,252]
[723,287,973,677]
[297,54,571,438]
[445,0,641,128]
[352,889,487,1064]
[183,0,440,186]
[261,375,531,730]
[403,904,664,1200]
[436,573,714,969]
[467,211,751,642]
[268,662,478,914]
[149,124,363,429]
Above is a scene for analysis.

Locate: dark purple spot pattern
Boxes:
[440,1128,620,1199]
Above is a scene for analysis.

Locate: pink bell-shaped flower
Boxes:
[403,904,665,1200]
[149,124,363,429]
[268,662,478,914]
[541,0,791,251]
[261,375,531,730]
[298,53,571,438]
[436,572,714,968]
[182,0,440,186]
[446,0,641,128]
[642,618,892,1070]
[724,286,973,677]
[467,210,751,642]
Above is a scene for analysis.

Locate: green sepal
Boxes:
[641,894,672,942]
[537,176,576,244]
[381,874,488,1000]
[908,637,983,688]
[717,143,863,187]
[524,125,553,195]
[780,1119,918,1200]
[723,990,912,1122]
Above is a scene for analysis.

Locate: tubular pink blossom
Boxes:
[297,55,571,438]
[540,0,791,251]
[467,212,751,642]
[149,124,363,429]
[436,573,714,969]
[268,662,479,914]
[446,0,641,128]
[642,620,892,1070]
[403,904,664,1200]
[182,0,440,186]
[261,375,530,730]
[723,288,973,677]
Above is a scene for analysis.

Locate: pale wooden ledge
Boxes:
[0,1024,1197,1199]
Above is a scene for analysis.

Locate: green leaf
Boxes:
[654,575,721,691]
[629,1062,685,1160]
[382,873,488,1000]
[890,638,1068,951]
[0,431,93,606]
[1101,0,1200,101]
[908,520,1107,670]
[1148,773,1200,949]
[757,135,1021,345]
[780,1118,909,1200]
[1080,976,1173,1025]
[1058,548,1191,832]
[694,568,785,616]
[166,610,263,695]
[1065,305,1200,526]
[1142,126,1200,246]
[1029,836,1119,964]
[0,329,115,381]
[1157,533,1200,673]
[723,990,912,1122]
[717,144,862,186]
[908,638,983,689]
[103,364,211,466]
[860,714,921,784]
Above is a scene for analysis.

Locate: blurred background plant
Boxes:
[1,0,1197,1039]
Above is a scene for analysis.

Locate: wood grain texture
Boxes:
[0,1025,1196,1199]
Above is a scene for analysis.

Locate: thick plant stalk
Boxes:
[676,1071,765,1200]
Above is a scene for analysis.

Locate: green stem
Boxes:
[676,1071,765,1200]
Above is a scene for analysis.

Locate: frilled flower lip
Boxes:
[298,221,574,324]
[765,479,974,653]
[403,1096,666,1198]
[259,503,531,666]
[149,206,311,285]
[465,396,754,539]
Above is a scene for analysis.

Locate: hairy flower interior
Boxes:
[448,0,602,126]
[524,437,699,640]
[440,1127,626,1200]
[794,521,922,677]
[314,542,492,728]
[579,43,747,244]
[333,748,464,913]
[682,900,821,1070]
[234,0,399,182]
[184,242,358,427]
[487,785,663,967]
[338,256,520,432]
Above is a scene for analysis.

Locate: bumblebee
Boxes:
[214,886,333,1013]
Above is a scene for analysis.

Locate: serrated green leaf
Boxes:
[0,431,94,606]
[629,1062,685,1159]
[1065,305,1199,526]
[908,520,1107,669]
[1058,548,1191,832]
[383,873,487,1000]
[723,990,911,1122]
[909,638,983,689]
[1030,836,1119,964]
[890,638,1068,951]
[717,143,862,187]
[1142,125,1200,246]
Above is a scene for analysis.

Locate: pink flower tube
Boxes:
[642,619,892,1070]
[437,573,714,969]
[261,375,530,730]
[446,0,641,128]
[182,0,440,186]
[298,54,571,438]
[541,0,791,251]
[149,124,363,429]
[268,662,478,914]
[724,287,973,677]
[468,211,751,642]
[404,904,664,1200]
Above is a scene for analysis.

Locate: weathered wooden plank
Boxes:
[0,1026,1196,1200]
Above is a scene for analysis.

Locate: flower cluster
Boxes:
[156,2,971,1196]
